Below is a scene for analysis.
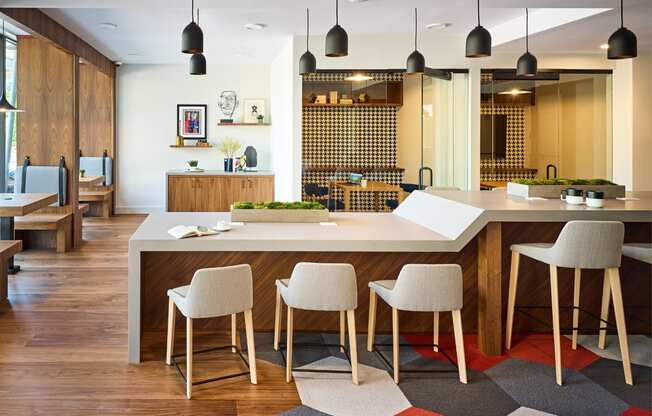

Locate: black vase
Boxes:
[224,158,234,172]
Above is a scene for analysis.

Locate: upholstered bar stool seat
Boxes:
[166,264,258,399]
[622,243,652,264]
[368,264,467,384]
[506,221,633,386]
[273,262,360,384]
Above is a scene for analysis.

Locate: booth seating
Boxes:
[0,240,22,301]
[79,151,113,218]
[13,158,72,253]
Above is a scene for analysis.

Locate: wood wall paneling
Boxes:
[79,63,114,158]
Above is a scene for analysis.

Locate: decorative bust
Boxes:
[218,90,239,123]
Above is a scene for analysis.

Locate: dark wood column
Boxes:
[477,222,503,356]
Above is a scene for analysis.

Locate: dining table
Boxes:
[334,181,407,212]
[0,193,58,273]
[79,175,103,187]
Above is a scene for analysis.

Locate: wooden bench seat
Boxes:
[15,213,73,253]
[79,203,90,215]
[0,240,22,301]
[79,189,112,218]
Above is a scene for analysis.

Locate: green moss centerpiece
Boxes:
[507,178,625,199]
[231,201,330,223]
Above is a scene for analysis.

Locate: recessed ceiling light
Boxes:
[345,73,373,82]
[98,22,118,30]
[498,89,532,95]
[426,22,451,30]
[244,23,267,31]
[600,43,609,50]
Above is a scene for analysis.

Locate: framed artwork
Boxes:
[177,104,207,140]
[243,99,265,124]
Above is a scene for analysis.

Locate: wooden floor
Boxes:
[0,215,300,415]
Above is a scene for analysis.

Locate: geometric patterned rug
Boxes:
[241,332,652,416]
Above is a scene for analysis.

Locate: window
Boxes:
[4,37,17,192]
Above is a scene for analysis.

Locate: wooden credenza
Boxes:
[167,172,275,212]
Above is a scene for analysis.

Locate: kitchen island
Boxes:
[129,190,652,363]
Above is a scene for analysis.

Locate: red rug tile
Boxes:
[395,407,443,416]
[622,407,652,416]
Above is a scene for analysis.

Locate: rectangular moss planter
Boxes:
[507,182,626,199]
[230,208,330,223]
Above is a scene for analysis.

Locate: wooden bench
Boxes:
[79,189,112,218]
[15,213,73,253]
[79,203,90,215]
[0,240,22,301]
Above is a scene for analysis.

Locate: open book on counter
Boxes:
[168,225,218,239]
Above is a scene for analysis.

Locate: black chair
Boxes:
[305,183,344,212]
[385,183,420,210]
[304,183,321,201]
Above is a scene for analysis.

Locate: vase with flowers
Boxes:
[218,137,241,172]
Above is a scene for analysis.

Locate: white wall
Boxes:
[632,51,652,191]
[116,63,270,213]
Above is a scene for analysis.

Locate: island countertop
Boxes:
[166,169,274,176]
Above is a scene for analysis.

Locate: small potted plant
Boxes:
[218,137,241,172]
[257,114,264,124]
[80,169,86,178]
[187,160,199,171]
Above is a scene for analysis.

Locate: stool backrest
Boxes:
[185,264,253,318]
[552,221,624,269]
[14,165,67,206]
[80,156,113,186]
[286,262,358,311]
[393,264,463,312]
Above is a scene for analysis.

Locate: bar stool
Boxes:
[598,243,652,350]
[367,264,467,384]
[505,221,632,386]
[273,262,359,384]
[166,264,257,399]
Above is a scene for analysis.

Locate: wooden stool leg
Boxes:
[244,309,258,384]
[186,317,193,399]
[286,306,294,383]
[392,307,399,384]
[339,311,346,352]
[101,200,110,218]
[367,289,377,352]
[452,309,468,384]
[598,271,611,350]
[572,268,581,350]
[56,223,67,253]
[273,287,282,351]
[549,265,563,386]
[347,309,359,385]
[231,313,237,353]
[608,268,633,385]
[433,312,439,352]
[165,298,175,365]
[505,251,520,350]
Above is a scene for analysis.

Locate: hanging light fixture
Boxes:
[299,8,317,75]
[516,9,537,77]
[181,0,203,54]
[0,20,22,113]
[325,0,348,57]
[608,0,637,59]
[466,0,491,58]
[406,8,425,74]
[189,9,206,75]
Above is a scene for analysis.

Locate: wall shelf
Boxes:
[217,122,271,126]
[169,144,214,148]
[303,103,402,108]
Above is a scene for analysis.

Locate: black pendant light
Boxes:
[325,0,348,57]
[299,8,317,75]
[181,0,203,54]
[466,0,491,58]
[608,0,637,59]
[0,20,22,113]
[406,8,425,74]
[516,9,537,77]
[189,9,206,75]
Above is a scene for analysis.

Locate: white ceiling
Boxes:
[1,0,650,64]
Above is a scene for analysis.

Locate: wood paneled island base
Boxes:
[138,222,651,361]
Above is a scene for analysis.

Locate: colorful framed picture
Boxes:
[243,99,265,124]
[177,104,207,140]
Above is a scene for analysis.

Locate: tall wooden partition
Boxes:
[16,36,81,247]
[79,63,115,158]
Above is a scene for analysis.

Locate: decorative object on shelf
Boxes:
[243,99,265,124]
[309,93,317,103]
[466,0,492,58]
[80,169,86,178]
[177,104,207,140]
[176,135,184,146]
[358,93,369,103]
[0,20,23,113]
[325,0,348,57]
[608,0,637,59]
[244,146,258,170]
[231,201,329,223]
[516,9,537,77]
[256,114,264,124]
[406,8,425,74]
[235,155,247,171]
[218,90,239,123]
[181,0,203,54]
[329,91,338,104]
[316,95,328,104]
[299,8,317,75]
[218,137,241,172]
[340,98,353,105]
[189,9,206,75]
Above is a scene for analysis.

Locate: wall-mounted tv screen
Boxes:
[481,114,507,160]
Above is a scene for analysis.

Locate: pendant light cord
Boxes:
[620,0,624,27]
[191,0,194,22]
[477,0,481,26]
[414,8,418,50]
[336,0,339,25]
[525,8,529,52]
[306,8,310,51]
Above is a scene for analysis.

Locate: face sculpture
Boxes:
[218,90,239,118]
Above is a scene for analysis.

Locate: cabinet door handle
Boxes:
[241,180,244,189]
[248,179,253,189]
